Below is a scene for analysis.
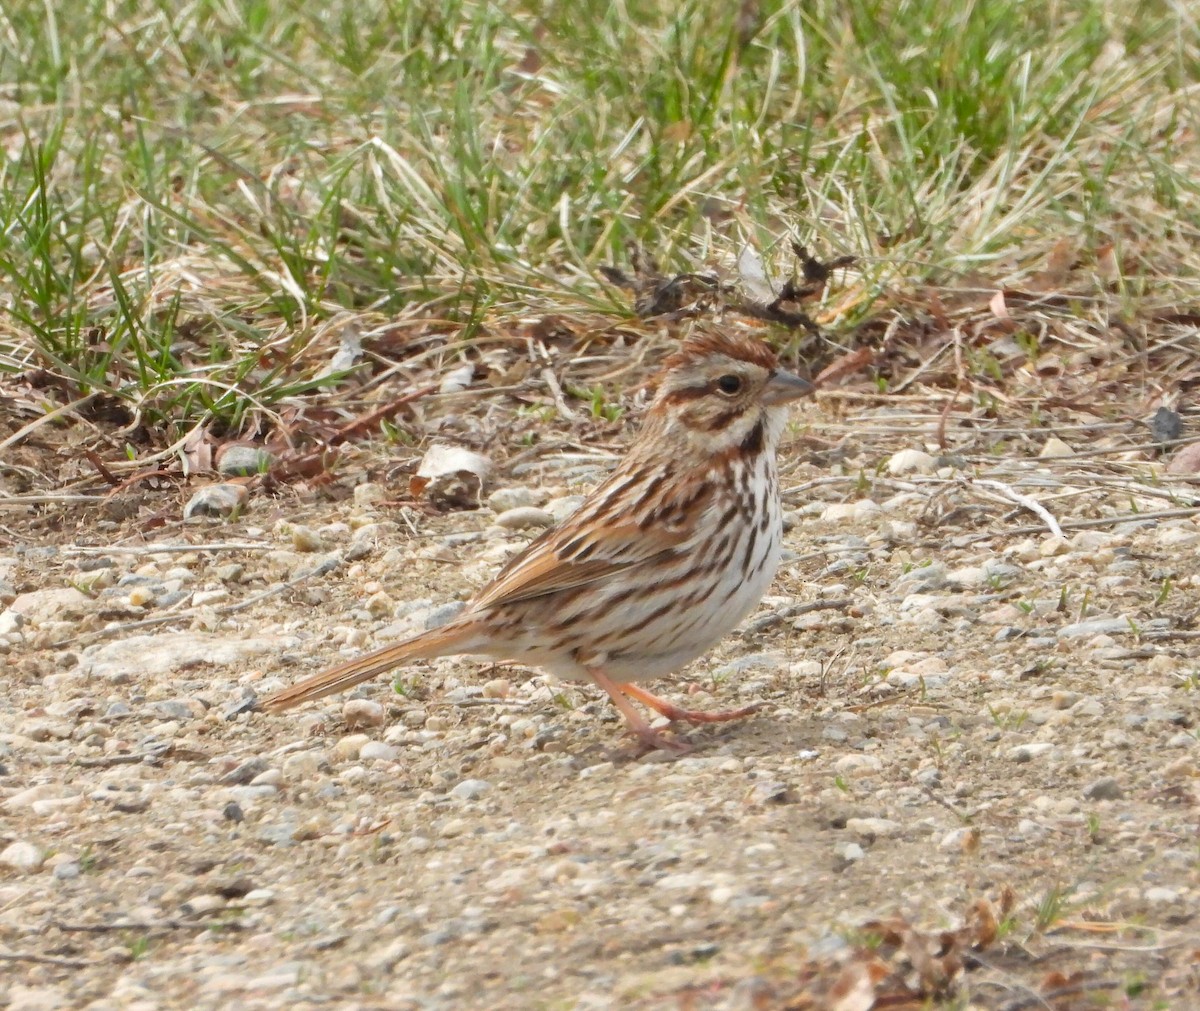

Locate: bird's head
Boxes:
[647,332,814,457]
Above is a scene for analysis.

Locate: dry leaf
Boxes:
[926,289,950,330]
[316,323,363,379]
[816,348,874,386]
[412,443,492,509]
[1095,242,1119,283]
[826,960,880,1011]
[1029,236,1078,291]
[737,245,775,303]
[439,363,477,394]
[661,120,692,143]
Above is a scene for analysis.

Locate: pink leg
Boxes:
[588,669,690,753]
[620,682,762,725]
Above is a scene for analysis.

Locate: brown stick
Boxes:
[83,448,121,487]
[329,383,439,444]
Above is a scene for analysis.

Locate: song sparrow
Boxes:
[262,332,813,751]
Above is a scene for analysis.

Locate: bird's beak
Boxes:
[762,369,814,406]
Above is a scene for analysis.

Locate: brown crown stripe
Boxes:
[663,333,778,371]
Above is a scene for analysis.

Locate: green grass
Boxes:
[1,0,1198,442]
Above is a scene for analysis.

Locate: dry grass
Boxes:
[0,0,1197,470]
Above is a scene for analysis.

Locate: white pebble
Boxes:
[1009,742,1058,762]
[1039,436,1075,458]
[449,778,492,800]
[835,842,866,862]
[487,487,538,513]
[353,483,389,507]
[365,591,394,618]
[244,888,276,905]
[439,818,469,838]
[887,448,936,475]
[482,678,511,698]
[0,841,46,873]
[290,525,324,552]
[494,507,555,530]
[360,741,400,762]
[128,586,156,607]
[281,752,322,780]
[544,495,586,522]
[844,817,903,838]
[333,733,371,761]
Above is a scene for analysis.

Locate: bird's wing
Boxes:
[471,522,688,609]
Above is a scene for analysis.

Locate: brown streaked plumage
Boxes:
[261,332,814,751]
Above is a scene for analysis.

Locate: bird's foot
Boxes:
[621,682,763,725]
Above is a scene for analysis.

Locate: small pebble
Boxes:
[887,448,936,475]
[290,525,324,552]
[494,506,555,530]
[217,445,274,476]
[487,487,538,513]
[1009,742,1058,762]
[834,842,865,862]
[281,751,322,780]
[449,779,492,801]
[360,741,400,762]
[544,495,586,522]
[1039,436,1075,458]
[183,483,247,519]
[439,818,469,839]
[1083,776,1124,801]
[353,483,389,507]
[128,586,156,608]
[0,840,46,873]
[844,818,903,839]
[343,699,386,729]
[334,734,372,760]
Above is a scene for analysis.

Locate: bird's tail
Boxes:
[259,623,467,713]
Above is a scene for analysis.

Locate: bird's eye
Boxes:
[716,374,743,395]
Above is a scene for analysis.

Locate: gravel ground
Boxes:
[2,423,1199,1009]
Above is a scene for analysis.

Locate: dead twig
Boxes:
[955,505,1200,544]
[998,978,1124,1011]
[61,542,271,555]
[83,448,120,487]
[742,598,853,636]
[539,367,579,421]
[72,754,157,768]
[971,478,1065,538]
[329,383,441,444]
[0,951,90,969]
[0,392,98,453]
[51,918,243,933]
[0,494,109,507]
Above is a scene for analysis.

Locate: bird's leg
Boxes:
[587,669,689,753]
[620,681,762,725]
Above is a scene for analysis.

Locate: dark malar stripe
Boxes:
[740,420,764,454]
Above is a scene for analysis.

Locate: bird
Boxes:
[261,331,814,751]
